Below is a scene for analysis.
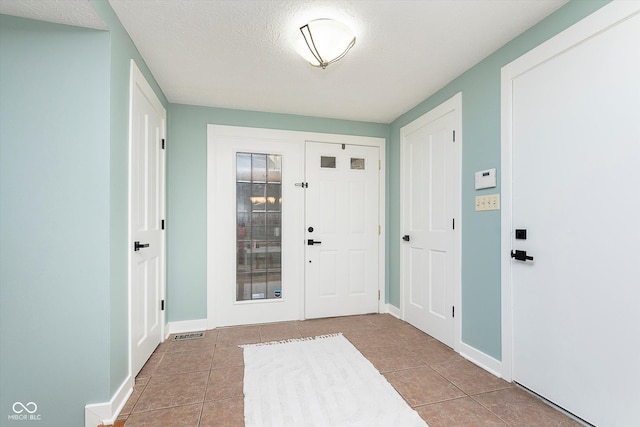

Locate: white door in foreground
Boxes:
[506,4,640,425]
[400,94,460,348]
[305,141,380,319]
[129,61,166,377]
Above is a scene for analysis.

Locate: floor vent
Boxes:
[173,332,205,341]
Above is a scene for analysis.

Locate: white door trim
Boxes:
[500,0,640,382]
[400,92,462,353]
[206,125,385,329]
[128,59,167,375]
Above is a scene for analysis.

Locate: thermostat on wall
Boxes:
[475,168,496,190]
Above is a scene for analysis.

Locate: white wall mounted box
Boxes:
[475,168,497,189]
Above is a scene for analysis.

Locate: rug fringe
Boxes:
[239,333,343,349]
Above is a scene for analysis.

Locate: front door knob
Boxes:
[511,249,533,261]
[134,241,150,251]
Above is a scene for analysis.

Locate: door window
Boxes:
[236,153,282,301]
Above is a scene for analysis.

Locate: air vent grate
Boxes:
[173,332,205,341]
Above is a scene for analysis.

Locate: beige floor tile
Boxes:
[390,324,435,343]
[366,313,409,329]
[120,378,148,416]
[212,345,244,369]
[385,366,465,406]
[411,337,464,366]
[297,318,348,337]
[200,397,244,427]
[153,349,213,376]
[472,387,584,426]
[123,403,202,426]
[416,397,508,427]
[432,358,512,395]
[360,345,427,373]
[205,366,244,401]
[331,314,379,331]
[119,314,582,426]
[217,326,261,346]
[132,371,208,413]
[135,353,163,379]
[342,328,400,351]
[258,322,302,342]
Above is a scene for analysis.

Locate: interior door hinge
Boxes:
[161,219,165,230]
[452,218,455,230]
[452,130,456,142]
[378,225,381,235]
[379,159,381,170]
[378,290,381,300]
[452,306,455,318]
[161,138,165,149]
[161,300,165,311]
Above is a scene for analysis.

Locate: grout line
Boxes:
[467,393,513,427]
[410,395,473,409]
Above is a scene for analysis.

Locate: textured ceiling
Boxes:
[1,0,569,123]
[108,0,568,123]
[0,0,106,29]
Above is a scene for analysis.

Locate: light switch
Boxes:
[475,194,500,211]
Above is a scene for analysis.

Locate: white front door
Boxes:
[129,61,166,377]
[503,4,640,425]
[209,126,304,327]
[304,142,380,319]
[400,94,461,348]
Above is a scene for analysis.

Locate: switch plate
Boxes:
[475,194,500,211]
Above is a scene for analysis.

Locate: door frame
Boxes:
[500,1,640,382]
[399,92,462,353]
[206,125,386,328]
[128,60,167,376]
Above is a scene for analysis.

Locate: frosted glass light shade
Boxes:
[299,19,356,69]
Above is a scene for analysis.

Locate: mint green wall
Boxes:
[0,15,111,425]
[388,0,610,359]
[0,1,167,423]
[166,104,389,321]
[89,0,168,398]
[0,2,612,423]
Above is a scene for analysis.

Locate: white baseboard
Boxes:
[385,303,401,319]
[459,342,504,379]
[84,375,133,427]
[167,318,208,337]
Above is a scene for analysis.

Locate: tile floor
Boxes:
[113,314,582,427]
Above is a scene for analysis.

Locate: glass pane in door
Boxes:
[236,152,282,301]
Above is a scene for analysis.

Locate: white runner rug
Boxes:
[242,333,428,427]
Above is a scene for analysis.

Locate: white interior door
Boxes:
[129,61,166,377]
[305,142,380,319]
[400,94,460,348]
[209,126,304,327]
[504,4,640,426]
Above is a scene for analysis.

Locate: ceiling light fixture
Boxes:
[299,18,356,69]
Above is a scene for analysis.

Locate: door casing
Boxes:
[207,125,386,328]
